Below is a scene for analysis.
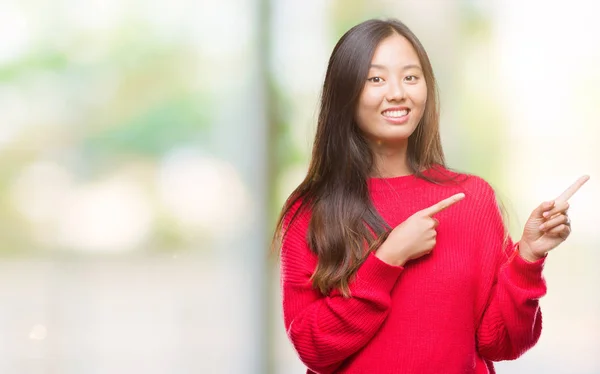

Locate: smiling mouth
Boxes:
[381,109,410,118]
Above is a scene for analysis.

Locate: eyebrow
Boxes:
[369,63,422,71]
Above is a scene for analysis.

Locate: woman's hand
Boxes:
[376,193,465,266]
[519,175,590,262]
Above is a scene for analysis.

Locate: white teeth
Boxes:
[382,110,408,118]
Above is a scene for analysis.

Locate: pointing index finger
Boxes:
[555,175,590,203]
[421,193,465,216]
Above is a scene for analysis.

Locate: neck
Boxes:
[369,140,411,178]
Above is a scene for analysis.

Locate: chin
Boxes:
[380,128,416,143]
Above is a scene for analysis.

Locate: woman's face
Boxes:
[355,33,427,146]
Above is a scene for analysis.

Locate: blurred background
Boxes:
[0,0,598,373]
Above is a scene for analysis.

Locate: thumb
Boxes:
[530,200,554,219]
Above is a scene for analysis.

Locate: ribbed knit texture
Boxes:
[280,168,547,374]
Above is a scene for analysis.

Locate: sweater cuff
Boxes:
[505,243,546,291]
[353,252,404,293]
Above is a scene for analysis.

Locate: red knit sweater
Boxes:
[280,168,547,374]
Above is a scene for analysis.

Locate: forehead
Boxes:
[370,33,421,68]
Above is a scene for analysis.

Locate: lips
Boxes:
[382,109,409,118]
[381,107,411,124]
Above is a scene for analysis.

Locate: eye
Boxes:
[404,75,419,83]
[367,77,384,83]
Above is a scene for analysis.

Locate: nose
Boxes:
[385,79,405,102]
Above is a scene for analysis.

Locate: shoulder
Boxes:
[455,172,504,220]
[430,166,501,211]
[283,197,312,229]
[280,197,313,250]
[279,197,318,269]
[462,175,498,202]
[435,166,497,196]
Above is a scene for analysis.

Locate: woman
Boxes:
[274,18,588,374]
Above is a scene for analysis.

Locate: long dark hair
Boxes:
[274,19,446,296]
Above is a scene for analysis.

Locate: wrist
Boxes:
[375,242,407,267]
[518,241,547,263]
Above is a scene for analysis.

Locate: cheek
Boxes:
[406,85,428,124]
[359,90,383,111]
[414,85,428,108]
[356,91,381,126]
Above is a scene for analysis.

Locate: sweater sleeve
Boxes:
[280,204,404,374]
[474,182,547,361]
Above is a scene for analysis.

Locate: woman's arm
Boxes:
[281,206,403,374]
[476,239,546,360]
[472,180,547,361]
[477,175,588,360]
